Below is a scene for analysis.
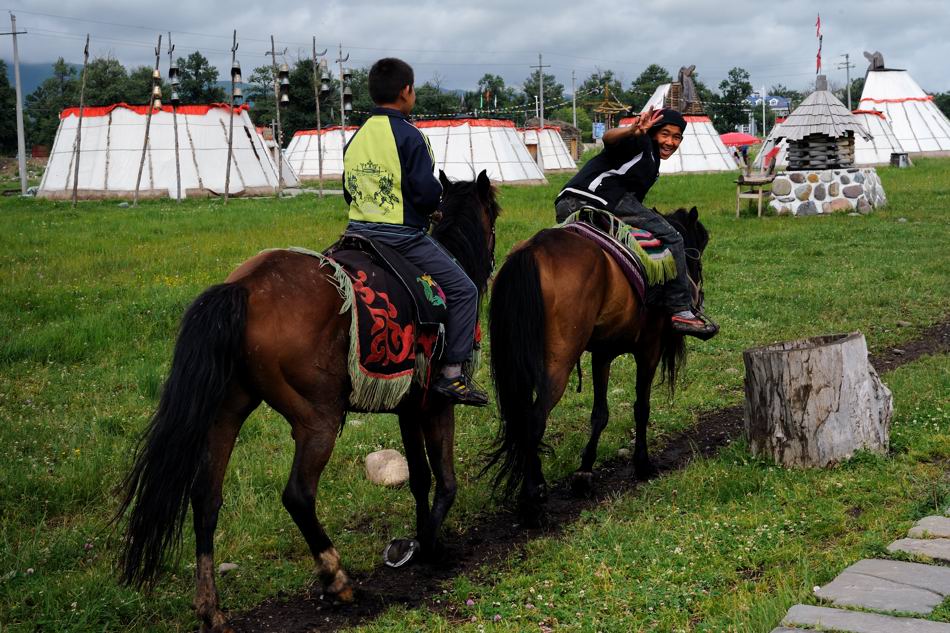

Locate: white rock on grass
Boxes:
[217,562,239,574]
[365,449,410,486]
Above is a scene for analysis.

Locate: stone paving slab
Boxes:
[783,604,950,632]
[814,558,950,614]
[888,538,950,563]
[909,516,950,539]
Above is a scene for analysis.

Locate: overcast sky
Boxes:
[4,0,949,97]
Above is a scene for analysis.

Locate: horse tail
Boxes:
[116,283,248,587]
[659,328,687,398]
[483,244,548,499]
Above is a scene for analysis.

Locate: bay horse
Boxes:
[115,171,499,632]
[485,207,708,525]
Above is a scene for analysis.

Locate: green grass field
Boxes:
[1,159,948,632]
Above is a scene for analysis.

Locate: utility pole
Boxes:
[71,35,90,208]
[224,30,239,203]
[571,69,577,129]
[133,34,162,207]
[266,36,289,191]
[529,53,550,169]
[2,14,28,194]
[530,53,551,129]
[311,37,327,198]
[762,84,767,136]
[336,43,350,149]
[837,53,856,110]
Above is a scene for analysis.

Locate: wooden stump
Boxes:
[743,332,892,467]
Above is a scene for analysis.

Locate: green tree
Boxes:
[25,58,78,147]
[769,83,805,110]
[935,92,950,120]
[709,66,752,132]
[246,64,277,129]
[126,65,168,105]
[83,57,129,106]
[177,51,225,103]
[551,106,592,141]
[476,73,516,111]
[580,68,624,104]
[0,60,17,153]
[522,70,565,112]
[628,64,672,112]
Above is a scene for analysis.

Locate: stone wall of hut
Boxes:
[769,167,886,216]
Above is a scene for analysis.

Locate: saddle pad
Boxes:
[561,221,647,302]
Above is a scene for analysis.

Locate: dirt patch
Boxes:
[227,317,950,633]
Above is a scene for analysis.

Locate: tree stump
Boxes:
[743,332,892,467]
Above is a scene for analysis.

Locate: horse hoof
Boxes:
[634,461,658,481]
[570,471,594,497]
[383,538,420,568]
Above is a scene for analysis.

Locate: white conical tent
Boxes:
[285,126,357,180]
[416,119,546,184]
[518,126,577,172]
[859,68,950,155]
[255,129,300,188]
[619,84,738,174]
[852,109,906,165]
[38,103,281,199]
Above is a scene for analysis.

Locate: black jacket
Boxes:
[556,132,660,210]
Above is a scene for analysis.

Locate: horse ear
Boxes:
[476,170,491,198]
[688,206,699,222]
[439,170,451,190]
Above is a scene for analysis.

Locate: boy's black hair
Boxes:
[368,58,415,105]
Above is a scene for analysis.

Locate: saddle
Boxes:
[558,208,677,304]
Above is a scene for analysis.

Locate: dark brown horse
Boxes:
[485,208,708,524]
[116,171,499,632]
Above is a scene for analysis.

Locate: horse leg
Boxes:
[396,409,432,558]
[419,404,456,558]
[572,352,612,496]
[280,405,353,603]
[633,354,660,480]
[520,365,573,527]
[192,386,260,633]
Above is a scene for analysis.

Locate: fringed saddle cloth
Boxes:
[287,236,478,412]
[558,208,677,303]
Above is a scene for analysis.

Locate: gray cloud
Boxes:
[6,0,948,94]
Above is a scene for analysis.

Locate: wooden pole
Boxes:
[224,30,238,204]
[312,37,326,198]
[168,32,180,203]
[268,36,285,192]
[71,35,90,208]
[133,34,162,207]
[5,15,28,195]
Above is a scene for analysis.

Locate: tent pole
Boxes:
[169,32,180,203]
[224,30,238,204]
[134,34,162,207]
[312,37,326,198]
[71,35,90,208]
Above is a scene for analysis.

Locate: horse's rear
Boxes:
[116,249,354,631]
[487,225,684,524]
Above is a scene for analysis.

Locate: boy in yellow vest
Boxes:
[343,58,488,406]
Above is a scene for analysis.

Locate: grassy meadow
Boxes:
[1,158,948,632]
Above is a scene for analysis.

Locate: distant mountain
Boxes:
[3,60,82,95]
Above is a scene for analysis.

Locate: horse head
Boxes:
[432,169,500,294]
[665,206,709,309]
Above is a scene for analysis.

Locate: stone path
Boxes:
[772,515,950,633]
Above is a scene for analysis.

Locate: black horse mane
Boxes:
[659,206,709,395]
[431,178,500,294]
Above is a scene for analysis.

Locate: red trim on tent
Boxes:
[518,125,563,132]
[60,102,249,119]
[859,95,934,104]
[415,118,515,129]
[619,115,710,126]
[292,126,360,136]
[852,109,887,119]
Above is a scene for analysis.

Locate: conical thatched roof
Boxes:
[777,76,871,142]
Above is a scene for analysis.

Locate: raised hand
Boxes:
[632,107,663,135]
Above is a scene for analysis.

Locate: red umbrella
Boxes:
[720,132,762,146]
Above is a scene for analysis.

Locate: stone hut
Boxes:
[777,75,871,170]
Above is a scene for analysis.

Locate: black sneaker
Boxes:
[671,313,719,340]
[432,374,489,407]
